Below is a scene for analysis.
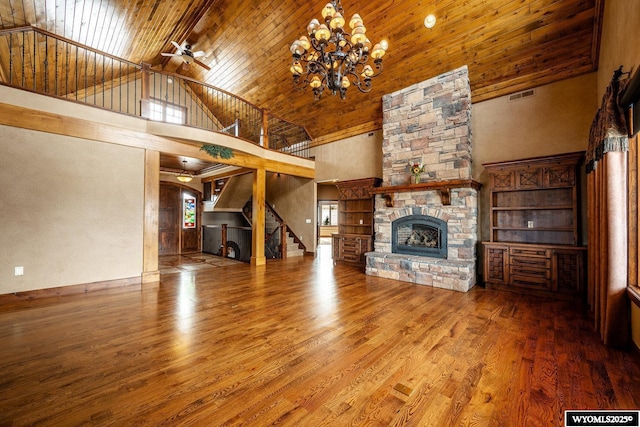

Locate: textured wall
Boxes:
[0,125,144,294]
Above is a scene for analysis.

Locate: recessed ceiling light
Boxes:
[424,14,436,29]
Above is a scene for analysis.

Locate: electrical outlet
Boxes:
[305,218,311,223]
[527,221,534,228]
[15,266,24,276]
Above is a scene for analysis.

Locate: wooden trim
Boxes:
[0,277,141,304]
[143,150,160,283]
[0,101,315,179]
[482,151,585,170]
[371,179,481,207]
[251,168,266,266]
[629,286,640,308]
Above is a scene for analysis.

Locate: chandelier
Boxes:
[290,1,388,100]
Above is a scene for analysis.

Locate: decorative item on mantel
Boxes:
[407,161,425,184]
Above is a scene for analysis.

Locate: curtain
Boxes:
[586,76,630,347]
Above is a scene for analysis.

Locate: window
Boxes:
[143,98,186,124]
[319,202,338,226]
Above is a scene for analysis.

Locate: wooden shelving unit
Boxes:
[332,178,381,266]
[482,152,586,299]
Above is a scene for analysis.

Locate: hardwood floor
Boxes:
[1,247,640,426]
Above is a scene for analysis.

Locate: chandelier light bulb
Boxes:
[322,3,336,19]
[299,36,311,50]
[349,13,362,29]
[310,75,322,88]
[330,12,345,29]
[307,18,320,34]
[315,24,331,41]
[341,76,350,88]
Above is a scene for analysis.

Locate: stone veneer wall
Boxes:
[382,66,472,185]
[366,66,478,292]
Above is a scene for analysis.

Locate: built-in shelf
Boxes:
[370,179,482,206]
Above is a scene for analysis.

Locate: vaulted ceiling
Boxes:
[0,0,603,145]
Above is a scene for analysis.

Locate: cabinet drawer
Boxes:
[510,265,551,280]
[511,275,551,291]
[511,256,551,269]
[509,247,551,258]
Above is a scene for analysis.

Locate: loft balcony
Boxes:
[0,26,313,160]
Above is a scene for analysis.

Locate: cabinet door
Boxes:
[484,245,509,285]
[491,171,515,190]
[332,235,342,260]
[545,165,576,188]
[552,249,584,295]
[515,168,542,189]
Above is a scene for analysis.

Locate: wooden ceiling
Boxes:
[0,0,603,145]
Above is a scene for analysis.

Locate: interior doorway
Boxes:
[159,181,202,255]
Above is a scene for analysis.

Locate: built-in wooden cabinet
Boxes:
[332,178,381,265]
[482,152,586,299]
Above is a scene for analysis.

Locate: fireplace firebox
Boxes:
[391,215,447,258]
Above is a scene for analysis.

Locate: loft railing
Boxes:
[0,26,313,158]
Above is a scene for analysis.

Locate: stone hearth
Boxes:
[365,66,478,292]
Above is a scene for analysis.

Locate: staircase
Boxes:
[245,199,306,259]
[265,209,304,258]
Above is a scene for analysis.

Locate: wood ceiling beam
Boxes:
[0,101,315,179]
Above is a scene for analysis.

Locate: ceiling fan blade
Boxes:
[192,50,205,57]
[161,52,180,57]
[193,58,211,71]
[171,40,182,51]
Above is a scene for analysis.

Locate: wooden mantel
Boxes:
[370,179,482,206]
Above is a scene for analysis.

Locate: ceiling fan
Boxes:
[161,41,211,71]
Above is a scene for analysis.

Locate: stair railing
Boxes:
[0,25,313,158]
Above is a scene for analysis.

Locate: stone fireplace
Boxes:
[365,66,479,292]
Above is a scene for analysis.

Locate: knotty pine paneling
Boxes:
[0,0,603,143]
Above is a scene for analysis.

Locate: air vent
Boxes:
[508,89,535,102]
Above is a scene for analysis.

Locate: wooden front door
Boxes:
[181,187,200,253]
[159,182,201,255]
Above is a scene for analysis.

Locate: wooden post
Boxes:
[142,149,160,284]
[261,109,269,148]
[221,224,228,257]
[281,222,287,259]
[251,168,266,265]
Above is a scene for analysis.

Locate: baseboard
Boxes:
[0,276,141,304]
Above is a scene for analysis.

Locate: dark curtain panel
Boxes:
[586,76,630,347]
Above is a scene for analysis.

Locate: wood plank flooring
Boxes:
[1,246,640,426]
